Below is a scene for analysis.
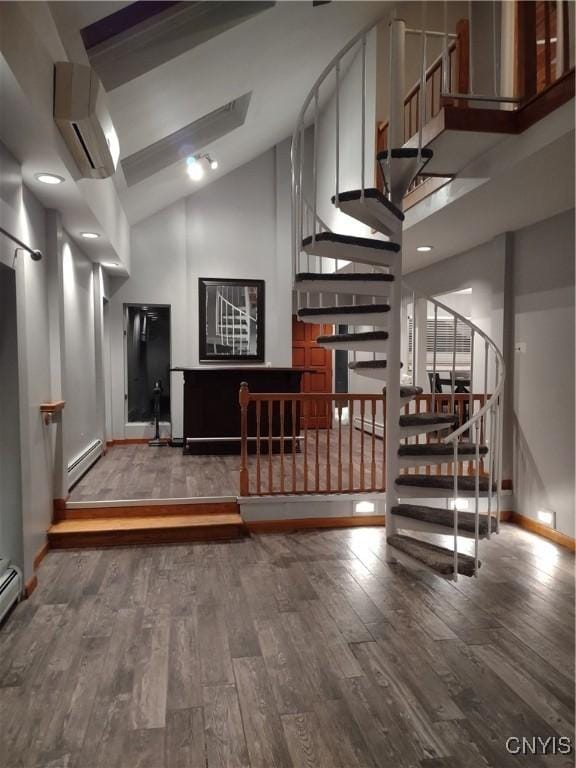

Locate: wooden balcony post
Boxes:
[515,1,537,100]
[456,18,470,105]
[239,382,249,496]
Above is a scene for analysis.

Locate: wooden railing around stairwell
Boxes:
[239,384,489,497]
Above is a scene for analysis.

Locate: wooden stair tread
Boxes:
[391,504,497,535]
[388,533,478,577]
[49,513,243,534]
[396,474,496,492]
[399,413,457,427]
[398,443,488,456]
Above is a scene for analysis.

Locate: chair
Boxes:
[427,372,443,393]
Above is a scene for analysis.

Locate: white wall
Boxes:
[0,142,52,578]
[0,140,107,578]
[108,145,293,440]
[61,234,99,466]
[512,209,575,537]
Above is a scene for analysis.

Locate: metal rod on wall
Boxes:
[0,226,42,260]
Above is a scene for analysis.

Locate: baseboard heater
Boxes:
[353,416,384,439]
[67,439,103,488]
[0,559,23,625]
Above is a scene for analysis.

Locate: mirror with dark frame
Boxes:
[199,278,265,362]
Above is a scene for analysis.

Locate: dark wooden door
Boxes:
[292,316,333,429]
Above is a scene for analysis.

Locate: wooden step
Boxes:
[48,513,245,548]
[56,500,239,521]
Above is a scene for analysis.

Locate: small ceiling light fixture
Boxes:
[187,154,219,180]
[35,172,65,185]
[81,232,100,239]
[417,245,433,252]
[187,155,205,181]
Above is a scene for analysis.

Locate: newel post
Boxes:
[456,18,470,106]
[239,382,250,496]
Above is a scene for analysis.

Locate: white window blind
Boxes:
[407,316,472,372]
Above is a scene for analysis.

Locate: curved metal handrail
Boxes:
[290,14,389,274]
[405,285,506,444]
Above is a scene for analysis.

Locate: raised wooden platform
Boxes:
[48,504,245,548]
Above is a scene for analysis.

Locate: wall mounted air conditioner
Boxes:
[0,558,23,625]
[54,62,120,179]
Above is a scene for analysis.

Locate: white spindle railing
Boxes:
[290,9,506,580]
[404,287,505,576]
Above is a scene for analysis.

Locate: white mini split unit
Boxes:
[54,62,120,179]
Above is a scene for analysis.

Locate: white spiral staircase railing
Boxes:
[290,10,505,579]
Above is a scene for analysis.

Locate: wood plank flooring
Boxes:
[69,428,383,502]
[1,525,574,767]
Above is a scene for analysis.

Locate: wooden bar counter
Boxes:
[172,367,307,455]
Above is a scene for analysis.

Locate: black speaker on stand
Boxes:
[149,379,168,447]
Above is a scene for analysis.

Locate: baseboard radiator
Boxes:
[353,415,384,438]
[67,439,103,488]
[0,559,23,624]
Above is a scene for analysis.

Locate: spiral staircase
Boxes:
[291,15,505,580]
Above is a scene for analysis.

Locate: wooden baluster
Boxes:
[268,400,273,494]
[337,401,343,492]
[315,403,320,493]
[348,398,354,491]
[371,398,376,491]
[291,399,297,492]
[456,18,470,106]
[239,382,249,496]
[360,399,366,491]
[279,399,285,494]
[303,399,309,493]
[544,1,552,88]
[326,398,331,492]
[256,400,261,494]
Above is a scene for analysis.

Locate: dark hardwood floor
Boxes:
[69,428,385,502]
[0,525,574,767]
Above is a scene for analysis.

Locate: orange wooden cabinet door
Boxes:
[292,316,333,429]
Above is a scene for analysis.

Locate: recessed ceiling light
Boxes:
[417,245,433,252]
[35,173,65,185]
[209,158,218,170]
[81,232,100,239]
[101,261,119,268]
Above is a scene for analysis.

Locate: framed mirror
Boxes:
[199,278,265,362]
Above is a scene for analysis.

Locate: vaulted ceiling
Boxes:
[51,0,390,223]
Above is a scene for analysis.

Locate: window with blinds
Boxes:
[407,316,472,371]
